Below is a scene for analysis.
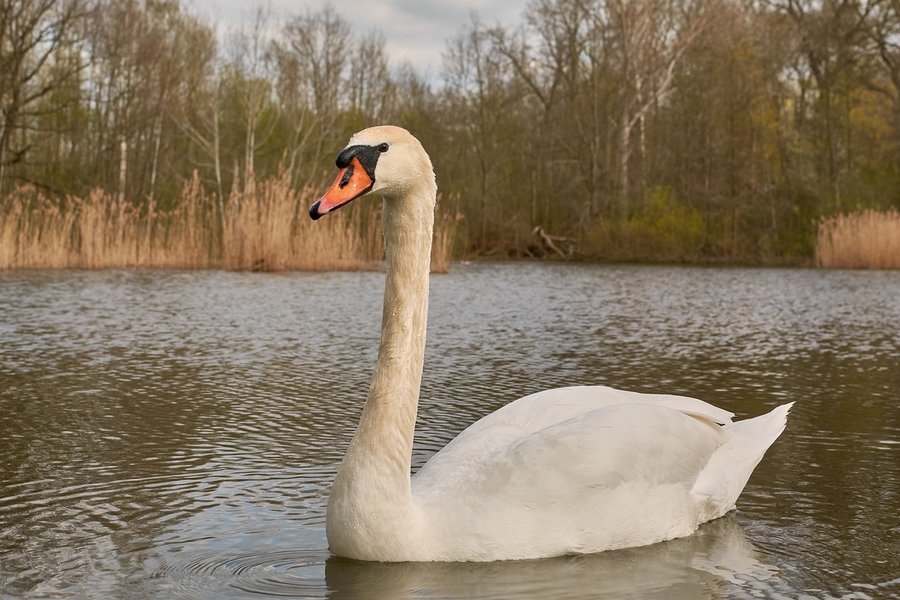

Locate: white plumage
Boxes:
[413,386,791,561]
[311,126,792,562]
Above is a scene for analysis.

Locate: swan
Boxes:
[308,125,793,562]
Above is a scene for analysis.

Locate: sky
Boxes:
[188,1,528,78]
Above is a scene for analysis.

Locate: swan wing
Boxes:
[412,398,727,560]
[417,385,732,475]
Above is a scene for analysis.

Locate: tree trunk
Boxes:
[118,135,127,205]
[619,115,632,219]
[149,114,162,198]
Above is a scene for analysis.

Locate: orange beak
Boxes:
[309,157,374,220]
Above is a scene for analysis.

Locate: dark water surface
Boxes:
[1,263,898,599]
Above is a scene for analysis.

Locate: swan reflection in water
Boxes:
[324,514,788,600]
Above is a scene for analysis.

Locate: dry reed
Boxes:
[430,211,461,274]
[0,175,456,271]
[816,209,900,269]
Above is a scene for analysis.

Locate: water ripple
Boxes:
[160,548,325,598]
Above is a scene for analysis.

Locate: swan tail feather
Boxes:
[690,402,794,523]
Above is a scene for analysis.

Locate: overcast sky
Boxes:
[187,1,527,78]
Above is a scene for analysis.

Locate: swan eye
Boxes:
[377,143,389,153]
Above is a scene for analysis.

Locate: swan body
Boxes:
[310,125,792,562]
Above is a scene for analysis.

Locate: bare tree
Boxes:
[0,0,85,194]
[168,14,222,202]
[271,6,352,190]
[347,30,393,121]
[281,6,349,117]
[864,0,900,148]
[486,0,606,237]
[779,0,885,207]
[223,7,277,188]
[606,0,708,216]
[444,15,524,250]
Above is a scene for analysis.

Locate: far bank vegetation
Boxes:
[816,210,900,270]
[0,177,458,272]
[1,0,899,270]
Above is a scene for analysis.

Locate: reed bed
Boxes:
[431,211,461,274]
[816,209,900,269]
[0,176,456,272]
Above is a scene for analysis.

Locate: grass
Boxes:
[816,209,900,269]
[0,175,456,273]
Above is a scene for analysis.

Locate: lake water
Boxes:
[1,263,898,599]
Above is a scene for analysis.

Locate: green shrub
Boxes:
[584,187,705,261]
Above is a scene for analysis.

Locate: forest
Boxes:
[1,0,899,266]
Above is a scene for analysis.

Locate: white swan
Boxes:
[309,125,792,562]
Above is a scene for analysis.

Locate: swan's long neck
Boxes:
[327,182,435,558]
[359,191,434,480]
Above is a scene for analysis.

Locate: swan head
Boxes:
[309,125,435,220]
